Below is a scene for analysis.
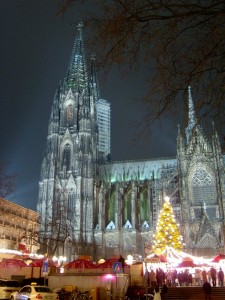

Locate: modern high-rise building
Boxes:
[96,98,111,161]
[37,24,225,261]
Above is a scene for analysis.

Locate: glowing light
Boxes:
[105,274,113,279]
[0,248,23,255]
[125,255,134,265]
[52,256,67,267]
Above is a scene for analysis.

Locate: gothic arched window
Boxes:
[67,189,75,220]
[123,192,132,223]
[63,143,71,171]
[66,104,73,126]
[140,189,149,222]
[55,191,61,217]
[192,167,215,205]
[108,193,115,223]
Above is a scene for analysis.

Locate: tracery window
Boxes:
[140,190,148,222]
[108,193,115,223]
[67,189,75,220]
[66,104,73,126]
[123,192,132,223]
[192,167,215,205]
[62,143,71,171]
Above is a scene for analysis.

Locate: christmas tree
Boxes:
[152,196,183,254]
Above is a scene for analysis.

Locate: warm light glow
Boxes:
[52,256,67,266]
[165,246,213,266]
[59,266,64,273]
[105,274,113,279]
[125,255,134,265]
[152,198,183,254]
[0,248,23,255]
[98,258,105,264]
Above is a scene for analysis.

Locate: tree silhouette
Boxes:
[57,0,225,139]
[0,163,17,198]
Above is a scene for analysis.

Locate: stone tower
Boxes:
[37,23,106,259]
[177,86,225,256]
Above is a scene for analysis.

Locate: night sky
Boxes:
[0,1,177,211]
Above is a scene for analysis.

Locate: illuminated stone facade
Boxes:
[97,89,225,258]
[37,24,225,260]
[0,198,39,255]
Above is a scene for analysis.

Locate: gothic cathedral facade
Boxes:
[37,24,225,261]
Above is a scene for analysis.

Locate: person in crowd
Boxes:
[153,285,161,300]
[207,269,211,285]
[177,271,184,286]
[149,268,157,288]
[210,267,217,287]
[201,269,207,284]
[218,267,224,287]
[195,269,201,286]
[183,270,189,286]
[172,269,178,287]
[188,271,193,286]
[203,280,211,300]
[156,268,165,287]
[166,269,173,287]
[118,255,125,272]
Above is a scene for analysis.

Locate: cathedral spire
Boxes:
[65,22,88,92]
[89,53,100,116]
[90,52,100,101]
[185,86,197,144]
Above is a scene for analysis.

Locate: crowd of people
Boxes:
[146,266,224,300]
[147,266,224,288]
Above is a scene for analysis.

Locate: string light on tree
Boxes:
[152,196,183,254]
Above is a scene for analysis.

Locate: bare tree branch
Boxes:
[0,163,17,198]
[56,0,225,143]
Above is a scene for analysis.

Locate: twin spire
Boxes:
[65,22,88,93]
[65,22,100,103]
[185,86,197,143]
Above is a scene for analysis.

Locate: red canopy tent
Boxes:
[65,259,96,269]
[29,259,45,267]
[29,259,58,267]
[146,254,168,263]
[177,260,198,268]
[0,258,27,268]
[212,254,225,263]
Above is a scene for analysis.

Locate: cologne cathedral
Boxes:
[37,24,225,261]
